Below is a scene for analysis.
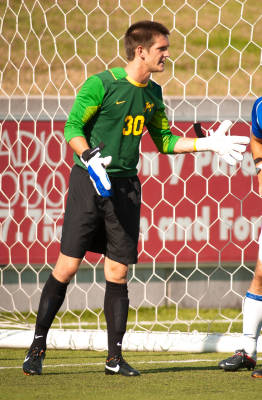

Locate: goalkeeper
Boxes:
[219,97,262,378]
[23,20,250,377]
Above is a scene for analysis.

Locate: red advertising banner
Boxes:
[0,120,260,265]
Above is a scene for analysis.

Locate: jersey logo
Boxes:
[116,100,127,105]
[144,101,154,112]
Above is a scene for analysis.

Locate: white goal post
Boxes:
[0,0,261,351]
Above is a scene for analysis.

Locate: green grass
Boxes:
[0,348,262,400]
[0,0,261,97]
[1,306,243,334]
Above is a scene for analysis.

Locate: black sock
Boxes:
[104,280,129,359]
[30,273,68,351]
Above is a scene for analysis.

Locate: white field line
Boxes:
[0,359,218,370]
[1,357,262,370]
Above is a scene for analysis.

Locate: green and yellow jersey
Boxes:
[64,67,180,177]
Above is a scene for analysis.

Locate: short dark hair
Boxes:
[124,20,170,61]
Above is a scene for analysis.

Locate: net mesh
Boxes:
[0,0,261,339]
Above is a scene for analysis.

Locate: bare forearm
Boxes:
[68,136,90,156]
[173,137,196,153]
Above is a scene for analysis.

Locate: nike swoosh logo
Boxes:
[117,342,122,346]
[105,364,120,372]
[225,362,235,365]
[24,356,30,362]
[34,335,43,339]
[116,100,126,105]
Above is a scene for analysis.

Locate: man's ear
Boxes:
[136,45,145,60]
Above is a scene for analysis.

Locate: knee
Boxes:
[105,258,128,283]
[53,266,75,283]
[53,253,81,283]
[110,264,128,282]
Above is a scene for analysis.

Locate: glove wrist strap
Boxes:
[81,147,100,162]
[81,142,105,162]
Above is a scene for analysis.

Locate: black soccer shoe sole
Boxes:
[105,366,140,376]
[251,369,262,378]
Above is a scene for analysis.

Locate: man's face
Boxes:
[142,34,170,73]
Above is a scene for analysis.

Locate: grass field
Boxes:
[1,307,243,334]
[0,348,262,400]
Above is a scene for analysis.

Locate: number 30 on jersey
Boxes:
[123,115,145,136]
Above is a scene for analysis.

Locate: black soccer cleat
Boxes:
[23,347,46,375]
[251,369,262,378]
[105,355,140,377]
[218,349,256,371]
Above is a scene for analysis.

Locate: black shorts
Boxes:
[60,165,141,265]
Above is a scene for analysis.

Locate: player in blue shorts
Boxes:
[219,97,262,377]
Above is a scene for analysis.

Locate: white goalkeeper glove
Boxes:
[80,145,112,197]
[195,120,250,166]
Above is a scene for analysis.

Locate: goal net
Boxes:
[0,0,261,352]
